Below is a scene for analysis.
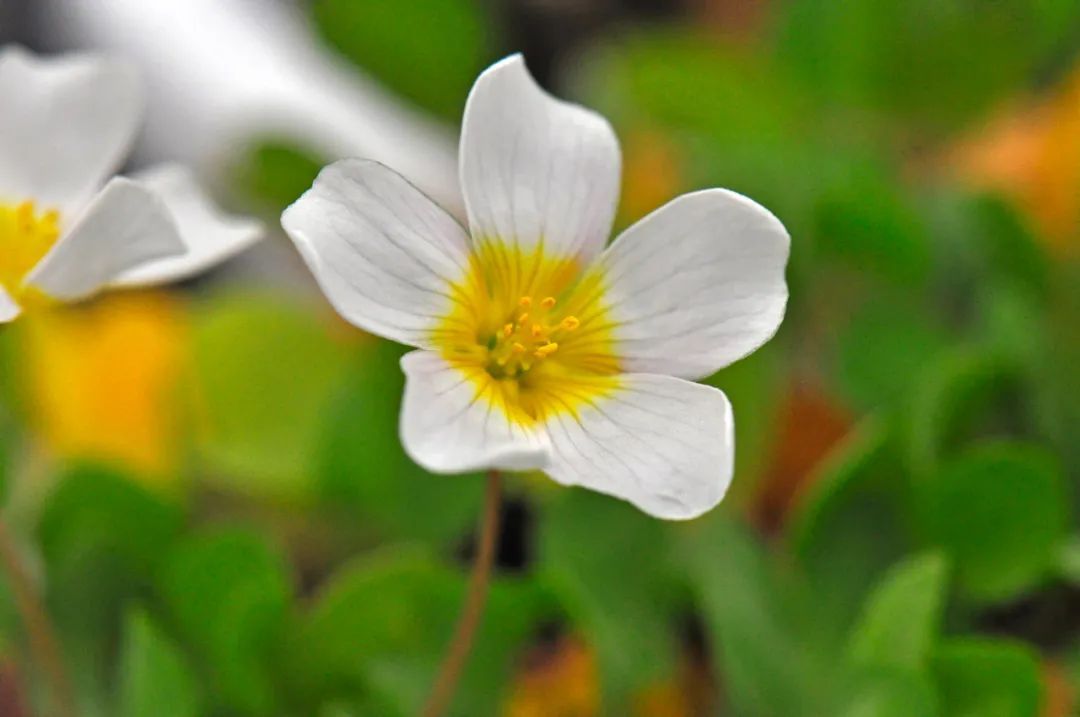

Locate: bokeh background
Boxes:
[1,0,1079,715]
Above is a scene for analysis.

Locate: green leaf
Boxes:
[0,409,11,507]
[917,441,1066,602]
[312,0,491,120]
[931,638,1042,717]
[190,292,351,501]
[39,464,182,634]
[776,0,1080,131]
[158,529,291,716]
[536,491,677,707]
[837,666,939,717]
[1029,261,1080,490]
[317,340,482,544]
[788,418,914,637]
[705,343,783,505]
[235,140,324,212]
[847,552,948,670]
[966,195,1050,301]
[288,547,549,716]
[684,515,831,717]
[36,464,183,707]
[905,348,1017,478]
[1056,535,1080,585]
[813,165,930,284]
[836,298,948,410]
[39,463,181,576]
[117,610,201,717]
[583,31,802,144]
[579,30,832,247]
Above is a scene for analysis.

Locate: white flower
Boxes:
[0,46,263,322]
[42,0,460,212]
[283,55,789,520]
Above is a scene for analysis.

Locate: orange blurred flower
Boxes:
[21,291,189,486]
[947,66,1080,254]
[1042,659,1075,717]
[504,636,599,717]
[504,634,714,717]
[754,381,852,532]
[619,127,687,227]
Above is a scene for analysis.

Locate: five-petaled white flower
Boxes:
[283,55,789,519]
[0,46,262,323]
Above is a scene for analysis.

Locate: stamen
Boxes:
[530,323,544,339]
[560,316,580,331]
[511,342,526,354]
[534,342,559,358]
[0,199,63,301]
[518,296,532,308]
[518,312,529,325]
[540,296,556,309]
[502,323,514,338]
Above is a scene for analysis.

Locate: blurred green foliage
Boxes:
[312,0,493,120]
[777,0,1080,131]
[190,292,352,500]
[117,610,202,717]
[1,0,1079,715]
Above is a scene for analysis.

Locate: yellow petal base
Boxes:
[433,240,620,424]
[0,200,61,305]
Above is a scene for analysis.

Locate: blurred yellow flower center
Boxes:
[0,200,61,300]
[434,241,620,422]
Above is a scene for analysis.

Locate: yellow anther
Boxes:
[16,201,34,225]
[502,323,514,338]
[530,323,545,339]
[540,296,556,309]
[534,342,559,358]
[0,199,63,299]
[518,296,532,308]
[518,312,529,325]
[511,342,526,354]
[560,316,580,331]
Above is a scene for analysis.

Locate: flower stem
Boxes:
[421,470,503,717]
[0,517,75,717]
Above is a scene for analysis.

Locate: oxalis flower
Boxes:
[0,46,262,323]
[284,55,789,519]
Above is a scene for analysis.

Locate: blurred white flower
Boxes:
[283,56,790,519]
[0,46,262,322]
[40,0,461,212]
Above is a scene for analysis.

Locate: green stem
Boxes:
[420,470,503,717]
[0,517,75,717]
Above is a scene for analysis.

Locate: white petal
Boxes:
[0,286,20,323]
[25,177,185,301]
[47,0,462,213]
[400,351,550,474]
[111,164,263,287]
[282,159,471,348]
[543,374,734,520]
[460,54,620,262]
[0,45,141,211]
[599,189,789,380]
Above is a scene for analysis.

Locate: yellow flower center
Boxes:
[0,199,62,303]
[486,294,581,379]
[434,241,620,423]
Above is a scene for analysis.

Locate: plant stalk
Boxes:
[420,470,503,717]
[0,517,75,717]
